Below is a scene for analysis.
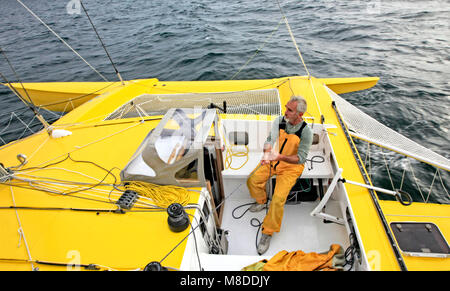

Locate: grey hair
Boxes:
[289,96,307,114]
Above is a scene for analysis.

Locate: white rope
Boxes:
[134,104,148,122]
[0,113,15,134]
[19,135,50,171]
[437,168,449,198]
[11,175,163,209]
[10,186,36,270]
[364,139,448,204]
[16,0,109,82]
[274,1,324,121]
[13,112,36,133]
[25,121,142,170]
[18,167,108,183]
[15,112,37,140]
[425,168,438,203]
[0,113,16,145]
[308,77,323,120]
[0,108,59,148]
[381,148,396,190]
[399,167,406,190]
[367,141,373,179]
[406,159,425,202]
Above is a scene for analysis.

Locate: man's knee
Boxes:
[246,176,253,188]
[248,167,269,184]
[272,193,288,207]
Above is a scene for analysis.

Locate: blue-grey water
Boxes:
[0,0,449,203]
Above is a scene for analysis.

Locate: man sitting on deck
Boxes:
[247,96,313,255]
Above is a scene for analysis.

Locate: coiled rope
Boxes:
[124,181,190,208]
[224,144,249,170]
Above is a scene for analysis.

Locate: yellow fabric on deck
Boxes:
[242,244,343,271]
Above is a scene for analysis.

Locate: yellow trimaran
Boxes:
[1,1,449,272]
[1,75,448,271]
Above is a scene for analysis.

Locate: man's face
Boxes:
[285,101,301,124]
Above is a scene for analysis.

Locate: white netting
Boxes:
[327,86,450,172]
[106,88,281,120]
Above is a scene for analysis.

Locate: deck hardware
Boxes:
[310,168,344,225]
[116,190,138,209]
[338,178,412,206]
[167,203,190,233]
[143,261,168,271]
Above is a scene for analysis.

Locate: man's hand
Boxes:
[261,143,299,165]
[261,143,280,165]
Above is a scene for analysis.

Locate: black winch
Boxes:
[143,261,168,271]
[167,203,190,232]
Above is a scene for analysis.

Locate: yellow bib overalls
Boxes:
[247,121,306,235]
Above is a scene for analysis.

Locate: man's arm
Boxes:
[277,153,299,164]
[296,126,313,164]
[264,116,282,147]
[261,116,282,165]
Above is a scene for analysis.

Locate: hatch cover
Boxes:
[391,222,450,258]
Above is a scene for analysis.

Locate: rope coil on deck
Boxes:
[124,181,190,208]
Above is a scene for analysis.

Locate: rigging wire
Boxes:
[275,0,325,122]
[364,140,449,203]
[275,0,311,78]
[187,214,203,271]
[79,0,125,85]
[0,49,38,108]
[0,58,50,130]
[0,153,126,210]
[15,0,109,82]
[230,17,284,80]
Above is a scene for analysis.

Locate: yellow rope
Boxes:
[224,144,249,170]
[124,181,190,208]
[222,126,249,171]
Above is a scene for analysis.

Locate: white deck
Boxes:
[222,198,348,256]
[197,177,350,270]
[192,122,353,270]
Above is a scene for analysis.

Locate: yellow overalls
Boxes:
[247,121,306,235]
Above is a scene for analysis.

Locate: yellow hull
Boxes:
[317,77,380,94]
[3,81,130,112]
[0,76,448,271]
[380,201,450,271]
[2,77,378,113]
